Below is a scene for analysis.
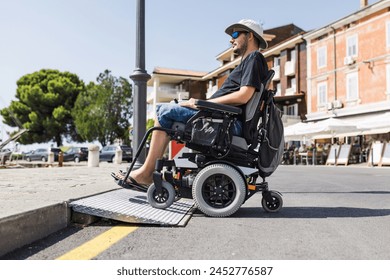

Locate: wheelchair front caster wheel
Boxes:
[147,181,176,209]
[261,191,283,213]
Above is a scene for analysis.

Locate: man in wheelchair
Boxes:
[112,19,283,217]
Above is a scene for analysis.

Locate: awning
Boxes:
[284,122,311,141]
[284,113,390,141]
[356,112,390,135]
[360,127,390,135]
[284,118,357,140]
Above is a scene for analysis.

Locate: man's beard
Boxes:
[233,39,248,56]
[233,47,241,55]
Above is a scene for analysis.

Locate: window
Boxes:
[317,82,327,106]
[289,49,296,62]
[274,82,281,96]
[346,72,359,101]
[346,35,358,57]
[386,21,390,48]
[317,46,327,68]
[289,78,296,90]
[273,56,280,67]
[285,104,298,116]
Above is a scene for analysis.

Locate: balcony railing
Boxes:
[147,88,189,103]
[284,60,296,76]
[206,85,218,99]
[285,86,296,96]
[272,65,280,80]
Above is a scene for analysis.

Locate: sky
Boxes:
[0,0,379,142]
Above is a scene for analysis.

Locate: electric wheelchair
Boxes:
[115,70,284,217]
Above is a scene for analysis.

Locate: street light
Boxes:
[130,0,151,168]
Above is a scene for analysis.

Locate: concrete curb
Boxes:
[0,203,70,257]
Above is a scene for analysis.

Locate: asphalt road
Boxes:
[3,165,390,260]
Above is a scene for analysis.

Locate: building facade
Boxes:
[305,0,390,127]
[146,67,207,120]
[264,24,307,126]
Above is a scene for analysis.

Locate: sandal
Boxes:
[111,172,149,193]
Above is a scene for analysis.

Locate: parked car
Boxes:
[62,147,88,163]
[25,148,61,162]
[0,148,12,163]
[100,145,132,163]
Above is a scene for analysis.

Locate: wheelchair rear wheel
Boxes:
[192,163,246,217]
[147,181,176,209]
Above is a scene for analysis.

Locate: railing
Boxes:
[206,85,218,99]
[284,60,296,76]
[285,87,296,96]
[272,65,280,80]
[147,88,190,103]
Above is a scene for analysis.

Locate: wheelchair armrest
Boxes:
[195,100,242,115]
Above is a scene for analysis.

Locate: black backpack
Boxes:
[258,89,285,178]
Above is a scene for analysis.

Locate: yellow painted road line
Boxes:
[56,225,138,260]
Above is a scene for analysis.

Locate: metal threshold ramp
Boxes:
[69,189,195,226]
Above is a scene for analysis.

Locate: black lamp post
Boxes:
[130,0,150,168]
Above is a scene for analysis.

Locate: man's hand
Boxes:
[179,98,198,109]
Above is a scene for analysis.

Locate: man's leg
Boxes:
[115,103,197,186]
[129,119,170,185]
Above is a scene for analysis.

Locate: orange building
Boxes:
[304,0,390,127]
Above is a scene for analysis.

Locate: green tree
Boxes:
[0,69,85,146]
[72,70,133,147]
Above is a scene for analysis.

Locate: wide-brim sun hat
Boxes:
[225,19,268,50]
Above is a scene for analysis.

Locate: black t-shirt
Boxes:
[209,50,268,121]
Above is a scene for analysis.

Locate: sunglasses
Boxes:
[231,31,247,39]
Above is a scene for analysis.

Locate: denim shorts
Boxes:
[156,103,242,136]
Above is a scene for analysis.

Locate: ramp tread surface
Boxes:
[70,189,194,226]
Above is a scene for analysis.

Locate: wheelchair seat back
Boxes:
[241,70,275,148]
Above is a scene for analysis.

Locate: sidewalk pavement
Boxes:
[0,161,127,257]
